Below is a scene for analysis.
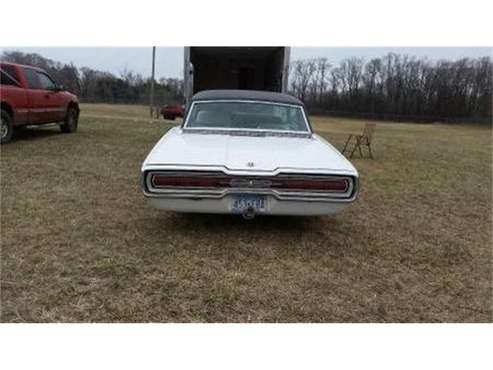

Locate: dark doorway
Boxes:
[238,67,254,90]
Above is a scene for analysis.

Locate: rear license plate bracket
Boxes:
[231,194,267,213]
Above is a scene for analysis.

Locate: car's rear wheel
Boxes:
[1,109,13,144]
[60,106,78,133]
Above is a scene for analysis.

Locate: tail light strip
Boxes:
[146,171,355,200]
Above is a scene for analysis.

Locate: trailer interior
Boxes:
[189,47,287,94]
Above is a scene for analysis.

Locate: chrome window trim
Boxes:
[182,100,312,134]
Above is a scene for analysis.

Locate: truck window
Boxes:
[0,70,20,86]
[0,65,21,86]
[24,68,41,89]
[37,72,56,90]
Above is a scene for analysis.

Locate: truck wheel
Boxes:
[1,109,13,144]
[61,106,78,133]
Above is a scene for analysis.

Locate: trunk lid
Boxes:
[143,127,357,176]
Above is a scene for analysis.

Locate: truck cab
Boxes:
[0,61,80,144]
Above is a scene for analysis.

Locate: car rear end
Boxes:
[143,90,359,217]
[141,167,358,218]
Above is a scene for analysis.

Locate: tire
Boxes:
[60,106,78,133]
[1,109,13,144]
[163,113,175,121]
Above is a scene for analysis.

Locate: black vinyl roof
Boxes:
[191,89,304,106]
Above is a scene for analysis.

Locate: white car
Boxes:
[141,90,359,218]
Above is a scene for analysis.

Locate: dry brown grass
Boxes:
[1,104,492,322]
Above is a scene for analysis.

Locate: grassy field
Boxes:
[1,103,491,322]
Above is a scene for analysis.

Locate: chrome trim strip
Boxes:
[181,128,311,138]
[143,163,356,177]
[142,187,358,203]
[143,171,357,202]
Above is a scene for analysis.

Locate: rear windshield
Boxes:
[185,101,310,133]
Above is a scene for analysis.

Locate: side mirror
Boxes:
[54,84,65,92]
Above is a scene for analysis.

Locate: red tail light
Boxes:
[275,178,349,192]
[149,172,351,194]
[151,174,231,188]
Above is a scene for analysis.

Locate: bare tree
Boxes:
[289,52,491,122]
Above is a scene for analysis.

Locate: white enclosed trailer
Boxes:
[183,47,290,104]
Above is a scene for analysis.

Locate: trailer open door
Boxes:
[184,47,290,104]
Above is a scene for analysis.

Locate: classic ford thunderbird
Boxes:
[141,90,359,218]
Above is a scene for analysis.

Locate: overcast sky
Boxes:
[0,47,491,79]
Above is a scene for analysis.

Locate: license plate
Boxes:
[231,195,266,213]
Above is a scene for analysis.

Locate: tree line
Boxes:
[0,51,184,105]
[2,50,491,122]
[289,54,492,122]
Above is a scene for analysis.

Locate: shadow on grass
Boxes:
[133,211,352,262]
[169,212,316,231]
[165,212,344,241]
[13,126,61,142]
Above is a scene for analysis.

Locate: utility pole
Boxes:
[150,46,156,118]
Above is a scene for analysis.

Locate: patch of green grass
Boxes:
[1,104,491,322]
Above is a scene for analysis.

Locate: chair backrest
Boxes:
[362,123,376,143]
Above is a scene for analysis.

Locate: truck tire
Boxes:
[1,109,13,144]
[60,106,78,133]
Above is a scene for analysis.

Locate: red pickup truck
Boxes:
[0,62,80,144]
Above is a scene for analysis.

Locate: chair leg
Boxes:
[368,143,373,159]
[358,141,363,157]
[342,135,353,154]
[350,137,360,158]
